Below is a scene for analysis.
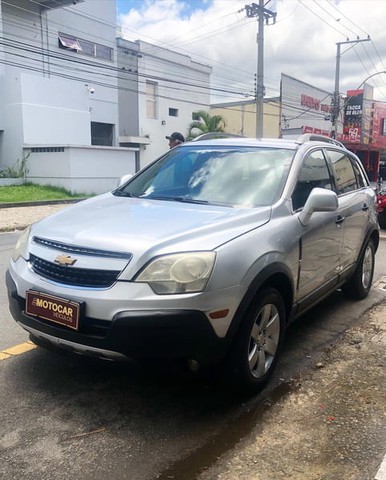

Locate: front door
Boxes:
[291,149,344,300]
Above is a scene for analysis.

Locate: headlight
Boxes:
[12,226,31,262]
[135,252,216,294]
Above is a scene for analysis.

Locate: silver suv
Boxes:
[6,134,379,393]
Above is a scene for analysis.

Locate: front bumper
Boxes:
[6,270,228,365]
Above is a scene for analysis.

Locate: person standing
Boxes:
[166,132,185,149]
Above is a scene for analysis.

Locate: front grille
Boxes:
[33,237,132,260]
[29,254,121,288]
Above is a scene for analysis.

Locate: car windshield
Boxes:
[115,146,294,207]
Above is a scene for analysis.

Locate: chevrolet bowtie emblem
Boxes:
[54,254,77,266]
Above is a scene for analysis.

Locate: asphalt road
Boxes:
[1,233,385,480]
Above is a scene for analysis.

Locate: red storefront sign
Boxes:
[343,90,363,143]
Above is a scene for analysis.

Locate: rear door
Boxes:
[325,149,373,272]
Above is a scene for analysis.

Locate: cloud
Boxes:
[118,0,386,102]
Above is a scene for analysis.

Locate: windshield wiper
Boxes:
[113,190,137,198]
[172,197,209,205]
[146,195,209,205]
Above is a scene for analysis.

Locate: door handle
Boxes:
[362,203,369,211]
[335,215,345,225]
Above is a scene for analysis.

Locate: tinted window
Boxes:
[328,150,357,194]
[292,150,332,211]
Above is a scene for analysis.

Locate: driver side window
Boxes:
[292,150,333,211]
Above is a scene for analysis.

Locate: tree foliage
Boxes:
[188,110,226,139]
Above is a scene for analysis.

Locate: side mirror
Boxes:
[116,174,133,187]
[298,187,338,226]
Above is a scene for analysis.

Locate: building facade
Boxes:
[280,74,335,139]
[0,0,137,194]
[117,40,212,166]
[0,0,212,193]
[337,84,386,182]
[210,98,280,138]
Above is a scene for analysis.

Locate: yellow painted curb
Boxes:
[0,341,37,360]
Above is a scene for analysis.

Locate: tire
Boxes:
[342,239,375,300]
[226,288,286,395]
[378,211,386,229]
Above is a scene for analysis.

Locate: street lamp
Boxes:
[342,70,386,114]
[355,70,386,90]
[331,37,371,138]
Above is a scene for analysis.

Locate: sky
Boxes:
[115,0,386,104]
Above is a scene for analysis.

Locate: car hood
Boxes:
[31,193,271,256]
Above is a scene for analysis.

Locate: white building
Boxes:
[0,0,212,193]
[117,39,212,166]
[0,0,139,194]
[280,74,337,139]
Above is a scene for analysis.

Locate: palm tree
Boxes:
[187,110,226,139]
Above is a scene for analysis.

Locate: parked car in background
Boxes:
[377,185,386,229]
[7,134,379,394]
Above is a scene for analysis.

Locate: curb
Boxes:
[0,199,84,209]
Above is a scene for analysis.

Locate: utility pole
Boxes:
[245,2,276,138]
[331,37,370,138]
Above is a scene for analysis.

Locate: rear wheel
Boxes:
[342,239,375,300]
[226,288,285,394]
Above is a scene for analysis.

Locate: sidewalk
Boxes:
[0,202,73,232]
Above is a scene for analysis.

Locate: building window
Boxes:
[382,119,386,136]
[58,33,113,61]
[91,122,114,146]
[58,33,82,51]
[146,81,157,119]
[169,108,179,117]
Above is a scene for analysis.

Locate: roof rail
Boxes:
[296,133,345,149]
[190,132,245,142]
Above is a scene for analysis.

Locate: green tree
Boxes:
[187,110,226,139]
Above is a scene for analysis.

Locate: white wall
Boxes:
[21,74,91,145]
[26,145,137,194]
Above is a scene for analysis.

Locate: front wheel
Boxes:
[342,239,375,300]
[225,288,285,395]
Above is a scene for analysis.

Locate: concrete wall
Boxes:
[25,145,137,194]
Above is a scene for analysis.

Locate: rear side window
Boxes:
[292,149,332,211]
[351,158,368,188]
[327,150,357,194]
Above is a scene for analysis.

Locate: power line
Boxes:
[1,1,260,101]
